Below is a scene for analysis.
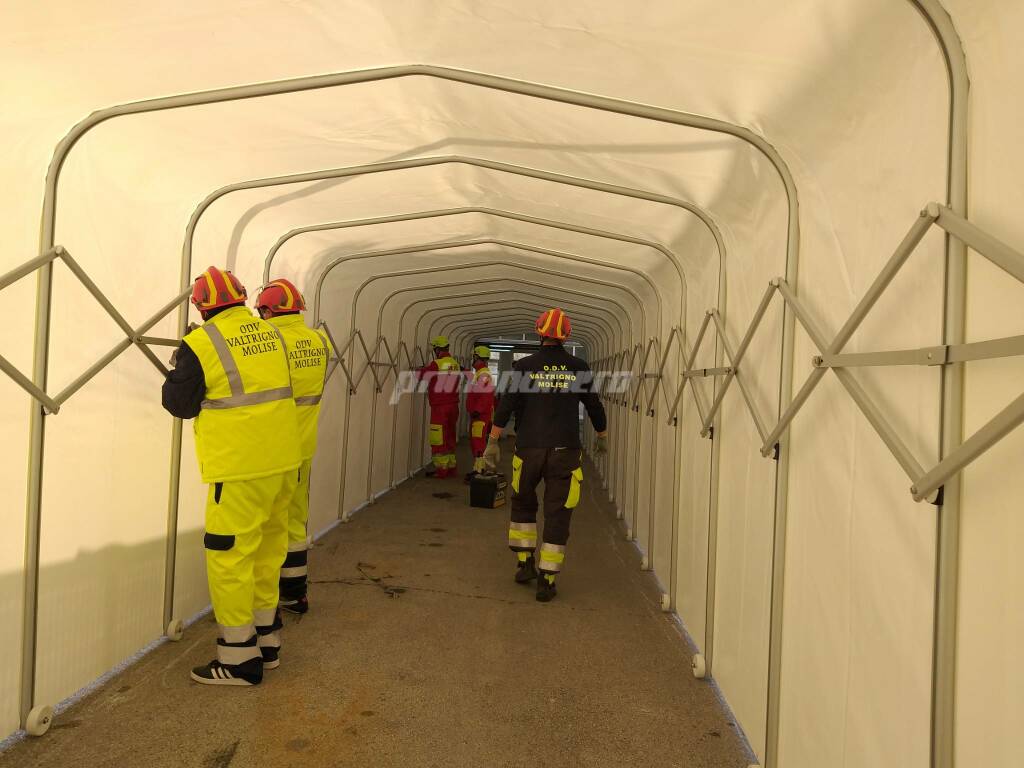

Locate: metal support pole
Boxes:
[900,9,969,768]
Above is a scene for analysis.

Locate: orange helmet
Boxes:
[191,266,247,312]
[536,308,571,340]
[255,278,306,314]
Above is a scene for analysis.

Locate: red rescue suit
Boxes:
[418,354,463,475]
[466,361,496,461]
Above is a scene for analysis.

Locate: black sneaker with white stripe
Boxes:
[190,658,263,686]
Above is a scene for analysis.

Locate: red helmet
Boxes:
[191,266,247,312]
[536,308,571,340]
[255,278,306,314]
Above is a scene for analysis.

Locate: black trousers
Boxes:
[508,447,584,573]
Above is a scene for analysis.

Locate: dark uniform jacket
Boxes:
[492,343,607,449]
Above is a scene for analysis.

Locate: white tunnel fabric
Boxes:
[945,2,1024,766]
[0,1,1014,766]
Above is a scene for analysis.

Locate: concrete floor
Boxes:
[3,442,752,768]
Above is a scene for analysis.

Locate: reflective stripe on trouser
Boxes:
[280,459,312,602]
[508,521,538,551]
[255,608,283,651]
[509,447,581,565]
[205,469,296,661]
[538,543,566,573]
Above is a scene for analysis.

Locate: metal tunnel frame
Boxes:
[27,61,791,740]
[400,290,624,479]
[395,284,626,492]
[17,22,967,763]
[318,244,656,517]
[171,152,726,693]
[270,205,672,549]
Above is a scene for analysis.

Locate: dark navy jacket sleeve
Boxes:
[161,342,205,419]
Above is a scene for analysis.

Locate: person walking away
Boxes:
[162,266,301,685]
[255,278,332,616]
[483,309,608,602]
[417,336,463,478]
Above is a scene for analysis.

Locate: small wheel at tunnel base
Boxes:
[692,654,707,679]
[165,619,184,642]
[25,704,54,737]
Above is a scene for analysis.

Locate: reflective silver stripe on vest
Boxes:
[295,395,322,406]
[204,324,244,396]
[202,387,294,409]
[200,323,293,409]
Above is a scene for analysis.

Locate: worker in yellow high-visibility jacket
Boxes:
[162,266,301,686]
[255,278,333,617]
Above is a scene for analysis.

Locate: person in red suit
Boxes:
[417,336,463,477]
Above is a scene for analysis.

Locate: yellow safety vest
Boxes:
[183,305,301,483]
[268,314,333,460]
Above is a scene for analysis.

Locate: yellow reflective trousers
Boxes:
[204,469,297,656]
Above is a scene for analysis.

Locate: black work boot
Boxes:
[515,554,538,584]
[536,572,558,602]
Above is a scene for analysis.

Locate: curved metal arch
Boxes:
[389,283,630,489]
[368,273,637,486]
[404,284,626,350]
[418,301,613,357]
[264,207,682,324]
[30,65,796,729]
[440,307,634,511]
[313,239,652,326]
[440,307,630,510]
[282,216,666,329]
[416,298,615,356]
[333,255,649,512]
[436,310,596,346]
[411,303,610,483]
[437,310,603,356]
[21,35,972,756]
[188,157,716,500]
[183,153,725,312]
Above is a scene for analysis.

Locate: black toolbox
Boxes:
[469,472,507,508]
